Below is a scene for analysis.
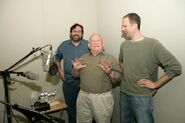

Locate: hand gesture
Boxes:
[72,58,86,71]
[100,59,112,74]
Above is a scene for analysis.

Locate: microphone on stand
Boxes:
[43,46,52,72]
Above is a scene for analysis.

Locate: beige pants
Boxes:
[77,90,114,123]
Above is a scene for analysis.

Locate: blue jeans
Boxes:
[63,80,80,123]
[120,92,154,123]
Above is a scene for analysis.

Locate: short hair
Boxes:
[89,33,103,41]
[123,13,141,30]
[70,23,84,34]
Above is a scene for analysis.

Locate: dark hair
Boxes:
[70,23,84,34]
[123,13,141,30]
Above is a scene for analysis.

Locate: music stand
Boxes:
[0,100,55,123]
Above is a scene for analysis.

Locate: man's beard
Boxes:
[121,32,131,40]
[70,34,83,42]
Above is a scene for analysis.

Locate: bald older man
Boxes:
[72,33,122,123]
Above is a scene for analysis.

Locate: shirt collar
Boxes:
[89,50,105,56]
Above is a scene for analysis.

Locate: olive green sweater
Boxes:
[77,51,122,93]
[119,37,182,96]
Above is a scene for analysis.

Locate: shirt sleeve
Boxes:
[54,44,63,62]
[111,55,122,83]
[118,42,124,64]
[153,41,182,79]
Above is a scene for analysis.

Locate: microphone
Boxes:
[48,63,57,76]
[22,71,39,80]
[43,47,52,72]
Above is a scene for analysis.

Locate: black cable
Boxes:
[10,108,19,123]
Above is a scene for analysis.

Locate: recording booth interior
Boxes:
[0,44,66,123]
[1,1,185,123]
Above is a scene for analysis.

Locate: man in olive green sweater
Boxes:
[72,33,122,123]
[119,13,182,123]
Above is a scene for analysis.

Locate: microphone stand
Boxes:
[0,45,52,123]
[0,100,55,123]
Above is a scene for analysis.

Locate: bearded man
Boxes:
[55,23,90,123]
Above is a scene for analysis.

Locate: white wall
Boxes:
[0,0,98,122]
[0,0,185,123]
[98,0,185,123]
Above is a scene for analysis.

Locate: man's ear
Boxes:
[133,23,138,29]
